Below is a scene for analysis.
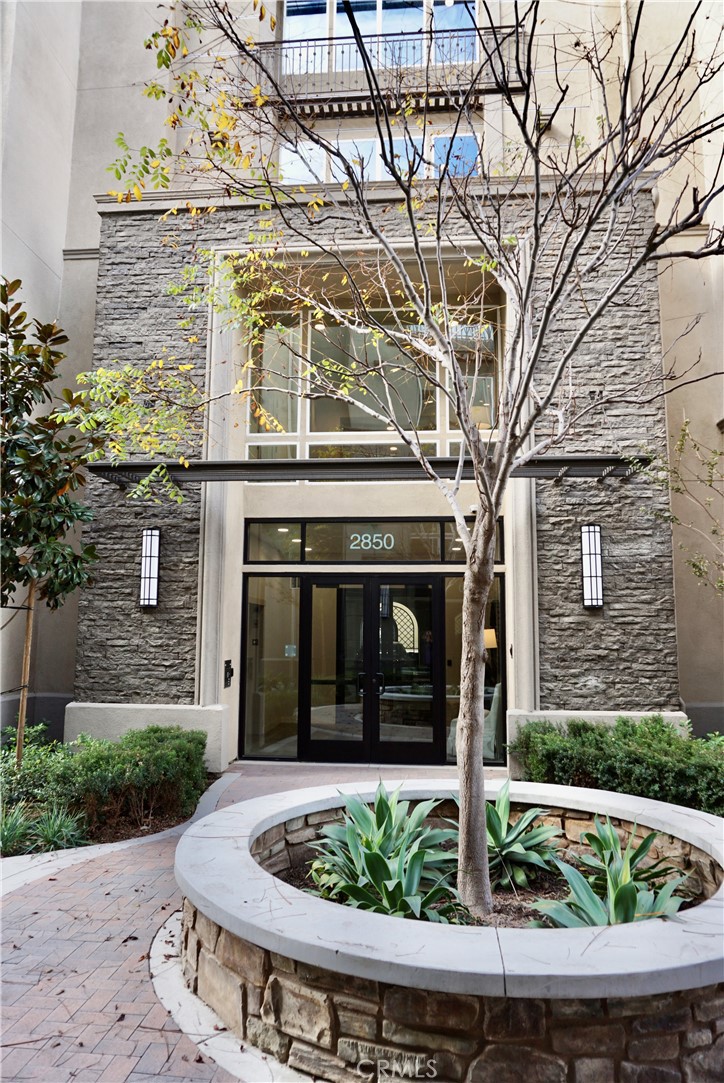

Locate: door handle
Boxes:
[375,672,386,695]
[357,672,366,696]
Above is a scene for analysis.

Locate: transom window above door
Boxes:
[244,271,503,461]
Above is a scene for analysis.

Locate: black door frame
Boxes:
[297,574,446,764]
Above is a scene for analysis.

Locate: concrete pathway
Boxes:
[1,762,479,1082]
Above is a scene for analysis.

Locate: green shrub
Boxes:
[0,725,208,841]
[508,715,724,815]
[0,724,73,808]
[51,726,208,828]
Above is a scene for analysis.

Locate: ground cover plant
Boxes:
[0,723,208,854]
[508,715,724,816]
[0,802,89,856]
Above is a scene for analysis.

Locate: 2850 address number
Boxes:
[349,532,395,551]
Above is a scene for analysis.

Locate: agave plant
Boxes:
[485,780,560,891]
[576,816,680,895]
[309,783,465,921]
[532,858,686,928]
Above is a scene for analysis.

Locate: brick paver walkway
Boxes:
[1,763,466,1082]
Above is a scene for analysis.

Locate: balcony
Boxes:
[244,27,522,117]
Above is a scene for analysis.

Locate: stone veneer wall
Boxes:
[536,478,679,711]
[180,908,723,1083]
[533,195,678,710]
[75,476,201,702]
[180,804,723,1083]
[78,190,679,709]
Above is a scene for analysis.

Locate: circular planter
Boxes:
[175,780,724,1081]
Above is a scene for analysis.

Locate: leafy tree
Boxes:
[1,279,208,764]
[58,357,207,503]
[1,279,100,765]
[106,1,723,913]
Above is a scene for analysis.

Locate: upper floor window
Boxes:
[285,1,445,42]
[279,130,480,184]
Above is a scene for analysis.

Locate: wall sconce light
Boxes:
[140,528,160,607]
[581,524,603,608]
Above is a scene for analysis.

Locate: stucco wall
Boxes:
[64,702,233,772]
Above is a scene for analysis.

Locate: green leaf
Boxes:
[611,880,638,924]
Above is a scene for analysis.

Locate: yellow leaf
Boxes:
[150,159,160,168]
[133,183,143,201]
[270,14,277,30]
[342,180,349,191]
[242,154,251,169]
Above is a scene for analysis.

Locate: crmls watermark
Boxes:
[356,1056,438,1079]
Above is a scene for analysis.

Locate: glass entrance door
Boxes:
[299,576,443,763]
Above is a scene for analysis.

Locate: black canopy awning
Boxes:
[89,454,646,488]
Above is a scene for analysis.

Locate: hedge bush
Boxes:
[508,715,724,816]
[1,724,208,833]
[50,726,208,828]
[0,724,73,807]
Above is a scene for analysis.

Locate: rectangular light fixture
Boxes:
[140,528,160,607]
[581,524,603,608]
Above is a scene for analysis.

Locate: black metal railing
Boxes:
[242,27,521,111]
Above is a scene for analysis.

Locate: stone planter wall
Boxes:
[175,781,724,1083]
[181,900,723,1082]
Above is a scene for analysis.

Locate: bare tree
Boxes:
[112,0,724,913]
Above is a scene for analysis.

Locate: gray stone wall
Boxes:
[532,196,679,710]
[74,476,201,703]
[77,190,679,712]
[75,208,211,704]
[536,476,679,710]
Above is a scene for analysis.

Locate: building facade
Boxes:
[3,2,722,758]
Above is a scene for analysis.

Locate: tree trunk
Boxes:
[15,579,36,768]
[456,520,497,915]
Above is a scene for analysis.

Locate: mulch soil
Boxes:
[78,774,221,846]
[88,811,193,844]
